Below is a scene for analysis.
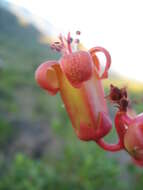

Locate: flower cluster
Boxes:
[35,32,143,167]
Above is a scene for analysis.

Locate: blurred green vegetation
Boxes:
[1,5,143,190]
[0,119,13,148]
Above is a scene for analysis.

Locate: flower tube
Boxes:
[35,32,112,141]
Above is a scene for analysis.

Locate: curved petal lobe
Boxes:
[89,47,111,79]
[35,61,59,95]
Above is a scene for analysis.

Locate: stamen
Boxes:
[50,43,55,50]
[55,46,61,52]
[50,43,61,52]
[54,41,60,44]
[50,31,81,54]
[74,30,81,50]
[76,30,81,35]
[75,39,80,44]
[59,34,65,48]
[67,32,72,53]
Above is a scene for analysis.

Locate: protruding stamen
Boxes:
[67,32,72,53]
[50,43,55,50]
[76,30,81,35]
[67,37,73,44]
[54,41,60,44]
[50,31,81,54]
[59,34,65,48]
[74,31,81,50]
[50,42,63,52]
[75,39,80,44]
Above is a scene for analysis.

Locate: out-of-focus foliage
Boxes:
[0,119,13,147]
[1,5,143,190]
[0,143,123,190]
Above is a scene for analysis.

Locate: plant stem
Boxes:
[96,138,123,152]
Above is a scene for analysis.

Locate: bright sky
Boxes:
[7,0,143,82]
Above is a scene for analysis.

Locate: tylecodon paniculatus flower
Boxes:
[35,31,143,166]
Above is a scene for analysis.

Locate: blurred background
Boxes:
[0,0,143,189]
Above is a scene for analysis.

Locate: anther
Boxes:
[54,41,60,44]
[75,39,80,44]
[67,37,73,44]
[50,44,56,50]
[76,30,81,35]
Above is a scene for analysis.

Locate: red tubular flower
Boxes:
[115,111,143,166]
[35,32,143,166]
[124,114,143,165]
[106,84,143,166]
[35,32,112,141]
